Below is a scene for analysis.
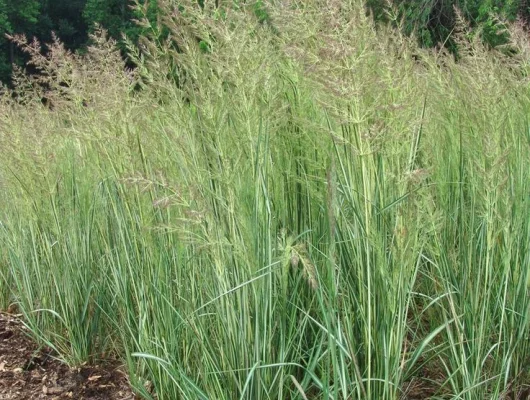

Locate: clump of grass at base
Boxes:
[1,1,530,399]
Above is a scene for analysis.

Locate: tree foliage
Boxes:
[367,0,525,50]
[0,0,11,78]
[83,0,134,40]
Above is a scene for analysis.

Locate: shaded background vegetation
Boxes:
[1,0,530,83]
[0,0,158,82]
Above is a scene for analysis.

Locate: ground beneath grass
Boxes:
[3,311,530,400]
[0,312,137,400]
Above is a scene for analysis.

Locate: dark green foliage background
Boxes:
[0,0,528,83]
[367,0,524,50]
[0,0,158,83]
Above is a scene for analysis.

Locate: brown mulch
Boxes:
[0,312,138,400]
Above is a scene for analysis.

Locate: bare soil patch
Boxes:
[0,312,137,400]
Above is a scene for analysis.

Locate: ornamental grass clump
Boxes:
[0,1,529,399]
